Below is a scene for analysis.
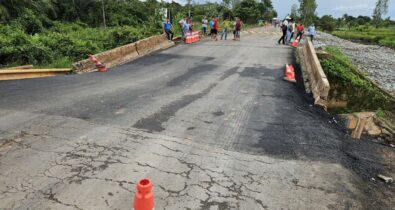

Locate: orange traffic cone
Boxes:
[284,64,296,83]
[291,36,301,48]
[88,54,107,72]
[133,179,154,210]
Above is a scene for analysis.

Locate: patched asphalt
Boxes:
[0,27,394,210]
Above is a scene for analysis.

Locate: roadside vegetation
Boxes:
[320,46,394,114]
[332,24,395,50]
[0,0,276,68]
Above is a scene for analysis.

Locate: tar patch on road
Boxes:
[167,64,217,86]
[133,83,217,132]
[219,67,238,81]
[212,111,225,116]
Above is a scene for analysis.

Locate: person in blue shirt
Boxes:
[163,18,173,40]
[307,24,316,43]
[209,18,214,35]
[182,22,190,39]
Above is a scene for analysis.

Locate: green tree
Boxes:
[318,15,336,32]
[299,0,317,25]
[234,0,260,23]
[290,4,299,20]
[373,0,389,27]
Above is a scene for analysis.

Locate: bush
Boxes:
[11,9,44,35]
[0,21,161,67]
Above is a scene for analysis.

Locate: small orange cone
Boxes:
[284,64,296,83]
[133,179,154,210]
[88,54,107,72]
[291,36,301,48]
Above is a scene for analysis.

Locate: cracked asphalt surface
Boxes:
[0,27,394,210]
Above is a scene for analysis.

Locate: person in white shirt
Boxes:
[307,24,316,43]
[179,16,187,38]
[202,16,208,36]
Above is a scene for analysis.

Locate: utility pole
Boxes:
[187,0,192,17]
[101,0,107,28]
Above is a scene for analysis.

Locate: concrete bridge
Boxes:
[0,27,393,209]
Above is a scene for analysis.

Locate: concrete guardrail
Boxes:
[0,68,71,81]
[299,38,330,107]
[72,34,174,73]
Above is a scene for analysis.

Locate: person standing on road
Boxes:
[234,18,243,41]
[295,23,304,40]
[291,20,296,41]
[221,18,231,40]
[163,18,173,41]
[209,17,214,37]
[211,17,219,41]
[285,20,293,45]
[202,16,208,36]
[182,21,190,41]
[179,16,187,39]
[188,17,193,33]
[307,24,316,43]
[278,21,287,45]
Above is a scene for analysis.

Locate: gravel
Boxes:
[313,31,395,97]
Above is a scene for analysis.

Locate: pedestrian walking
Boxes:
[234,18,243,41]
[163,18,173,41]
[307,24,316,43]
[221,18,231,40]
[295,23,304,40]
[202,16,208,36]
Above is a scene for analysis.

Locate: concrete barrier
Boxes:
[73,34,174,73]
[136,34,174,56]
[299,39,330,107]
[0,68,71,80]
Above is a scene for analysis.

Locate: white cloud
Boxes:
[333,4,370,11]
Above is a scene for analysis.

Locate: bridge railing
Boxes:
[299,38,330,107]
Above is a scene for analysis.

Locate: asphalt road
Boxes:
[0,27,394,210]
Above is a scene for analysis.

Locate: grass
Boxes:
[319,46,393,113]
[332,26,395,49]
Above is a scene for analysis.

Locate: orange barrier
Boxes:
[133,179,154,210]
[185,31,200,44]
[88,54,107,72]
[284,64,296,83]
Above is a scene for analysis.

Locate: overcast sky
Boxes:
[273,0,395,19]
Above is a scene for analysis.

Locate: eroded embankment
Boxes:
[314,31,395,97]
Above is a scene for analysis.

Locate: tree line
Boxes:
[289,0,393,32]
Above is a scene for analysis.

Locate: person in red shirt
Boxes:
[212,17,219,41]
[234,18,243,40]
[295,24,304,40]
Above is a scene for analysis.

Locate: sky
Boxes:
[171,0,395,20]
[272,0,394,19]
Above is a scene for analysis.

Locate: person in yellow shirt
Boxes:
[221,18,231,40]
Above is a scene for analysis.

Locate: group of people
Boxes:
[162,16,244,42]
[277,17,316,45]
[201,16,243,41]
